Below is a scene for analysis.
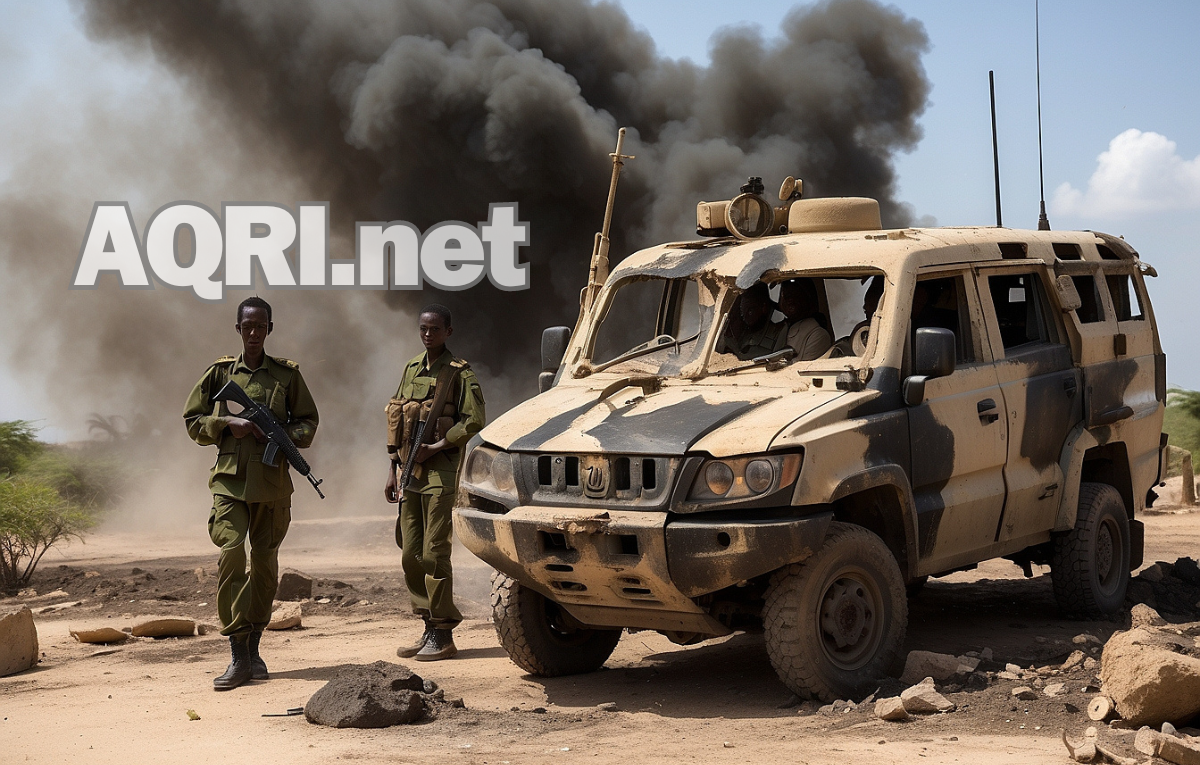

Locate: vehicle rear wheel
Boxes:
[1051,482,1131,618]
[490,572,622,676]
[762,522,907,701]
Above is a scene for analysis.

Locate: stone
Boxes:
[875,697,909,721]
[1074,634,1102,647]
[266,601,302,630]
[596,702,618,712]
[1140,564,1165,583]
[1012,686,1038,701]
[304,661,427,728]
[131,617,194,638]
[1134,726,1200,765]
[956,655,981,672]
[1005,662,1025,675]
[900,678,956,714]
[1131,603,1167,628]
[1063,650,1087,670]
[1044,682,1066,697]
[1100,626,1200,727]
[69,626,128,644]
[900,651,974,684]
[275,569,314,601]
[998,671,1023,681]
[1088,695,1116,721]
[1083,657,1099,672]
[980,647,994,661]
[1173,558,1200,587]
[0,606,39,677]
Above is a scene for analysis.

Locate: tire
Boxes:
[490,572,621,677]
[1051,482,1131,618]
[762,522,908,701]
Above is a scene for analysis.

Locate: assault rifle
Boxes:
[212,380,325,499]
[396,362,457,494]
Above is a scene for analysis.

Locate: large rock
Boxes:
[900,651,975,685]
[1100,626,1200,727]
[130,617,195,638]
[305,661,427,728]
[0,605,39,676]
[69,626,129,644]
[276,569,314,601]
[267,601,302,630]
[900,677,956,714]
[874,697,909,721]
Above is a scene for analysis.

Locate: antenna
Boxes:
[1035,0,1050,230]
[990,70,1002,227]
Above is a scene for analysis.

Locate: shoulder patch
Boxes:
[272,356,299,369]
[451,358,470,369]
[211,356,237,366]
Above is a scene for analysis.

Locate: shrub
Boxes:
[0,420,42,476]
[0,478,94,593]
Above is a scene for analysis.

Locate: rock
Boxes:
[1100,626,1200,727]
[0,606,39,677]
[196,623,219,636]
[1063,650,1087,670]
[1140,564,1166,583]
[267,601,302,630]
[1074,634,1102,647]
[980,647,994,661]
[276,569,314,601]
[956,655,981,672]
[1173,558,1200,587]
[998,671,1023,681]
[1135,726,1200,765]
[1131,603,1167,628]
[596,702,618,713]
[1083,657,1099,672]
[1012,686,1038,701]
[900,651,975,684]
[875,697,909,721]
[31,601,82,614]
[69,626,129,644]
[900,678,956,714]
[1044,682,1067,697]
[1088,695,1116,721]
[1005,662,1025,675]
[130,617,195,638]
[304,661,427,728]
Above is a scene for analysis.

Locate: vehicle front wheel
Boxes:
[762,522,908,701]
[1051,482,1131,618]
[490,572,622,676]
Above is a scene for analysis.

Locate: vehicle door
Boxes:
[907,271,1008,574]
[976,265,1081,545]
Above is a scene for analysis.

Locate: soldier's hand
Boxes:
[415,438,448,464]
[227,417,266,442]
[384,465,399,504]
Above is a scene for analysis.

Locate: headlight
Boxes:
[461,445,517,499]
[688,453,802,502]
[466,447,494,485]
[491,451,516,494]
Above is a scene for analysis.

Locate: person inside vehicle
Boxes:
[778,278,832,360]
[720,281,786,359]
[831,275,884,357]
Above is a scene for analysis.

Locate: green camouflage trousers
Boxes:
[208,494,291,636]
[397,487,462,628]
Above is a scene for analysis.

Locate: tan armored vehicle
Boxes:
[454,172,1166,700]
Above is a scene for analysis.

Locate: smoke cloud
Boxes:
[0,0,929,525]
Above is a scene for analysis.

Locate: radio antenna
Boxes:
[990,70,1003,227]
[1035,0,1050,230]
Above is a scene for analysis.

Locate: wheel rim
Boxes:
[541,597,595,647]
[817,566,885,671]
[1095,516,1120,594]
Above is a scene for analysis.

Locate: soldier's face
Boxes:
[236,306,271,353]
[419,312,452,351]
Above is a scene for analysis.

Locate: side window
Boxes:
[1070,275,1105,324]
[912,275,975,363]
[985,272,1059,353]
[1106,273,1145,321]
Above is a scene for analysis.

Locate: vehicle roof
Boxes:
[612,225,1139,288]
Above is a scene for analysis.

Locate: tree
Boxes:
[0,420,42,476]
[0,477,94,593]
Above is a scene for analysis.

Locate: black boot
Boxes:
[248,629,268,680]
[213,634,252,691]
[414,628,457,662]
[396,619,434,659]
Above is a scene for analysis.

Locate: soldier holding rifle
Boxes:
[385,304,485,661]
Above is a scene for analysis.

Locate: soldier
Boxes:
[778,278,833,360]
[720,281,786,359]
[385,304,485,661]
[183,296,319,691]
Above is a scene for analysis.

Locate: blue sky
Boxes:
[1,0,1197,434]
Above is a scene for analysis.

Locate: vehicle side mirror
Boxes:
[1054,274,1082,312]
[903,327,956,406]
[539,326,572,393]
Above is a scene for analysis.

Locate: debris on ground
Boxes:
[899,650,977,684]
[1134,725,1200,765]
[304,661,463,728]
[1098,605,1200,727]
[1126,558,1200,618]
[899,677,955,714]
[275,569,314,601]
[69,626,129,644]
[266,601,302,630]
[874,697,909,721]
[130,617,195,638]
[0,605,38,676]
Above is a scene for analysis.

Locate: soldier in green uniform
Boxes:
[183,296,319,690]
[384,304,485,661]
[719,281,786,359]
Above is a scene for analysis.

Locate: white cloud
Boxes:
[1052,129,1200,218]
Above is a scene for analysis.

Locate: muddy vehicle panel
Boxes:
[455,185,1166,698]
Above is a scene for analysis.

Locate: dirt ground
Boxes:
[3,482,1199,765]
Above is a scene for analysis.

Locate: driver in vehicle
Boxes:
[721,281,786,360]
[778,278,833,360]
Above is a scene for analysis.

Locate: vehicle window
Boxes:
[985,272,1058,352]
[1071,275,1105,324]
[912,275,975,363]
[589,277,704,372]
[1106,273,1145,321]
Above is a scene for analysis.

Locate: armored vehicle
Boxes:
[454,177,1166,700]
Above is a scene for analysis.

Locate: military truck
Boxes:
[453,175,1166,700]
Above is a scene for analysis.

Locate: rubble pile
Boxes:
[1097,605,1200,727]
[1126,558,1200,618]
[304,661,463,728]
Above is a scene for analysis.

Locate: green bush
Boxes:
[21,446,126,510]
[0,477,94,593]
[0,420,42,476]
[1165,388,1200,476]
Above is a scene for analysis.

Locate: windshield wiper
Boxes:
[592,334,677,373]
[713,347,797,376]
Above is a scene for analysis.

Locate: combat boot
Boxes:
[213,634,252,691]
[396,619,434,659]
[414,628,457,662]
[248,629,268,680]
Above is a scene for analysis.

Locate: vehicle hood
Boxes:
[481,378,847,456]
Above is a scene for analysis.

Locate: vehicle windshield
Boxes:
[584,275,713,376]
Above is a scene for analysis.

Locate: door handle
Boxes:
[977,399,1000,424]
[1062,376,1078,397]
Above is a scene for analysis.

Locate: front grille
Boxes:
[516,453,675,507]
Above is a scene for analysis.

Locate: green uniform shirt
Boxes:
[736,320,787,359]
[394,348,485,494]
[183,354,319,502]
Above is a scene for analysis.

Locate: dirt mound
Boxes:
[1126,558,1200,619]
[304,661,462,728]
